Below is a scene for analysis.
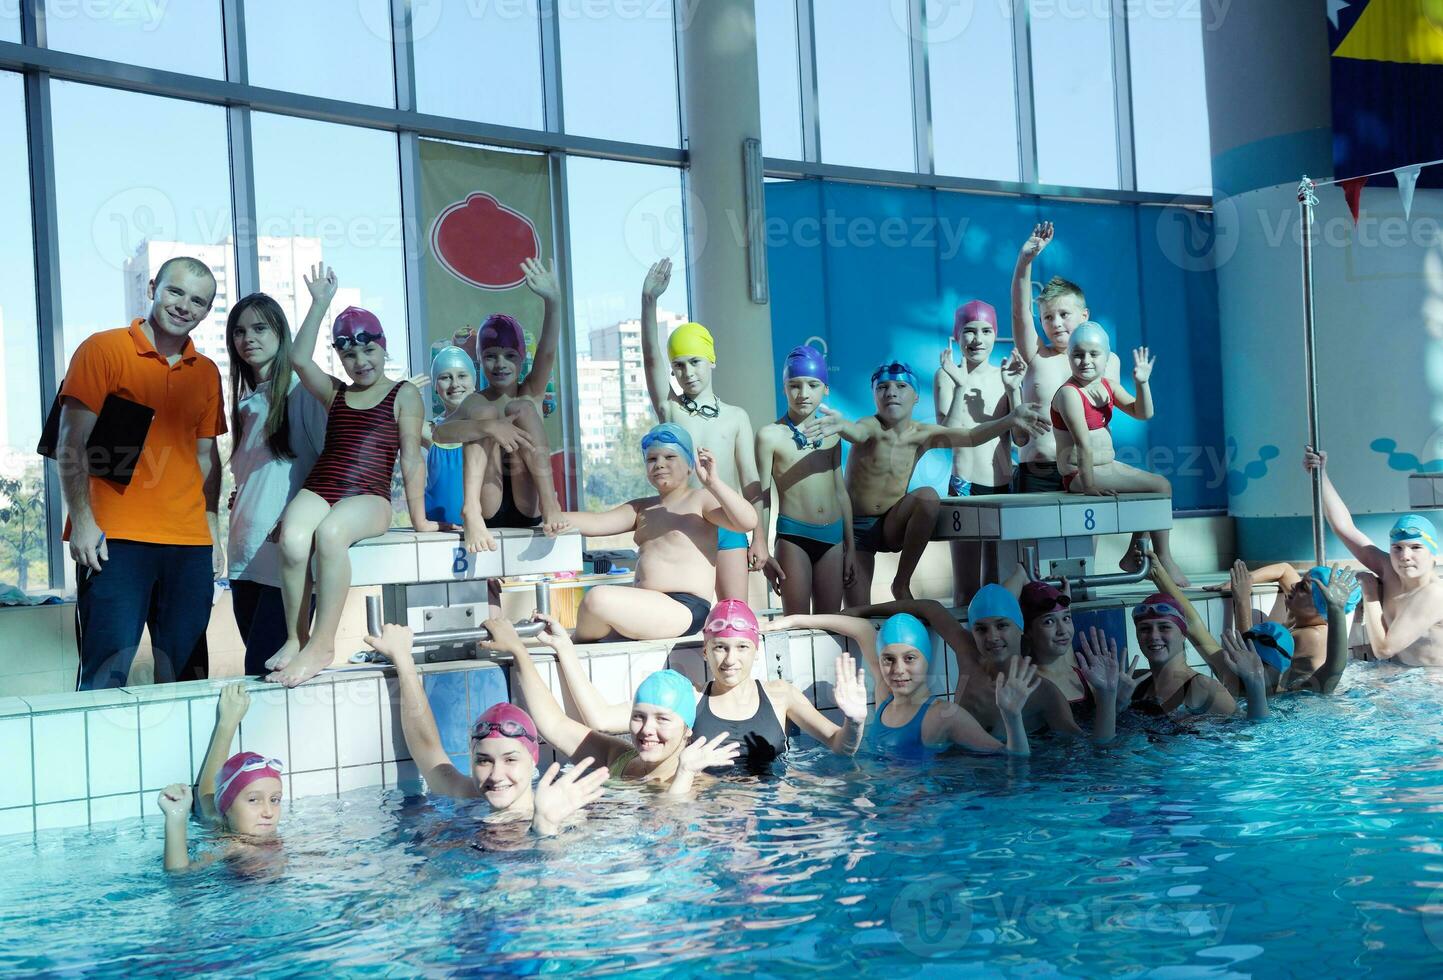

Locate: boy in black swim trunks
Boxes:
[543,423,755,641]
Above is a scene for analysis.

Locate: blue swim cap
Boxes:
[782,345,829,385]
[967,584,1024,631]
[1390,514,1439,554]
[878,613,932,659]
[632,669,696,728]
[430,344,476,380]
[871,360,918,391]
[640,422,695,467]
[1067,321,1111,355]
[1307,566,1361,617]
[1244,621,1295,673]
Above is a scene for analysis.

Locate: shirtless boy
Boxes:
[1305,446,1443,666]
[640,258,760,602]
[810,361,1049,605]
[751,345,853,614]
[543,423,756,641]
[934,298,1026,600]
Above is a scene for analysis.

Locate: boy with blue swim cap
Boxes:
[1305,446,1443,667]
[752,344,856,615]
[542,421,756,643]
[639,258,761,604]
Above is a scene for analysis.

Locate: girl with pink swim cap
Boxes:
[364,623,608,837]
[529,599,871,781]
[157,683,286,872]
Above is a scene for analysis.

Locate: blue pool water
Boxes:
[3,665,1443,977]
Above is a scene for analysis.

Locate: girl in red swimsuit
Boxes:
[266,265,435,688]
[1049,322,1190,587]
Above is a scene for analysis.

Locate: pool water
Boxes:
[4,665,1443,977]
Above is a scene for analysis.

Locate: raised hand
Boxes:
[832,653,869,724]
[1220,629,1268,691]
[642,258,672,301]
[304,263,338,307]
[1000,350,1027,391]
[1229,558,1251,600]
[532,758,607,836]
[407,373,431,391]
[363,622,415,667]
[1075,627,1120,697]
[521,256,561,303]
[802,404,844,442]
[1132,347,1155,384]
[679,733,741,774]
[217,682,251,725]
[939,341,964,380]
[994,656,1041,715]
[695,447,719,487]
[157,783,192,818]
[1302,445,1327,473]
[1012,401,1052,436]
[1020,221,1054,261]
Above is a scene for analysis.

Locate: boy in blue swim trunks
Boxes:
[809,360,1050,605]
[640,259,760,602]
[752,345,854,614]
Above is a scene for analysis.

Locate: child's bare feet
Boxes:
[263,638,300,673]
[1164,558,1191,589]
[540,497,565,533]
[266,640,334,687]
[464,514,496,554]
[891,577,914,601]
[1120,540,1144,574]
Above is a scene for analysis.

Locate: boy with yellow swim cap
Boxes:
[640,258,761,603]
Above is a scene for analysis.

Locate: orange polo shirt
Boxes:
[60,318,227,546]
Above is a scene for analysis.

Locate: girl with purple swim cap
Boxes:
[754,344,856,616]
[363,622,609,837]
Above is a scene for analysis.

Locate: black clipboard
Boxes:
[37,391,156,486]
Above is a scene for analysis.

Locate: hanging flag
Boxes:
[1341,176,1369,224]
[1396,164,1422,219]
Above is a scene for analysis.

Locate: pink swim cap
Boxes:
[953,299,998,341]
[471,702,540,763]
[478,313,525,354]
[704,599,760,642]
[215,751,283,815]
[1132,593,1188,633]
[332,306,387,349]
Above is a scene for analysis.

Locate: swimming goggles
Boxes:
[871,362,917,390]
[704,614,760,636]
[784,416,821,450]
[1242,628,1286,653]
[333,330,385,351]
[471,718,538,743]
[1131,602,1183,620]
[680,394,720,419]
[215,756,284,799]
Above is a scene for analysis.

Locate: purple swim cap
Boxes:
[331,307,386,350]
[953,300,998,341]
[782,345,828,385]
[479,313,526,354]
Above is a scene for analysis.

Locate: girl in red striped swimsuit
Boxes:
[265,265,435,688]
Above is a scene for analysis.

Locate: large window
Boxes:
[0,7,18,43]
[251,113,409,380]
[813,0,914,171]
[559,0,680,147]
[756,0,803,161]
[1128,6,1212,194]
[1029,0,1119,189]
[0,72,45,590]
[414,1,544,129]
[45,1,224,79]
[927,0,1021,183]
[566,157,690,511]
[245,0,396,107]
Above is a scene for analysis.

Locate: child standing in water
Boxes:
[934,299,1026,601]
[1049,322,1188,585]
[266,266,434,687]
[640,258,760,602]
[751,345,854,613]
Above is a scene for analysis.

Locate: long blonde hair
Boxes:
[227,294,296,459]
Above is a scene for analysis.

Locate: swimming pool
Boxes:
[3,664,1441,977]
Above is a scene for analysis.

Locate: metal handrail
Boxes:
[356,595,550,664]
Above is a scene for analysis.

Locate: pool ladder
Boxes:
[354,582,552,665]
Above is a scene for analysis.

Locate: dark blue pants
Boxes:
[74,540,213,690]
[230,578,299,676]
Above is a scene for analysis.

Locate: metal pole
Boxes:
[1298,176,1326,565]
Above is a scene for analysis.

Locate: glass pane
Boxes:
[756,0,803,160]
[251,113,409,381]
[928,0,1020,182]
[246,0,396,107]
[559,0,679,147]
[46,1,224,79]
[0,72,47,591]
[1030,0,1119,189]
[0,6,21,42]
[414,0,544,129]
[1129,7,1212,194]
[565,156,690,510]
[814,0,914,171]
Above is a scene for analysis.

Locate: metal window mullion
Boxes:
[22,0,47,47]
[221,1,259,297]
[907,0,934,175]
[538,0,564,134]
[391,0,417,113]
[1110,0,1136,192]
[391,0,428,376]
[794,0,821,163]
[548,152,581,507]
[1011,0,1038,186]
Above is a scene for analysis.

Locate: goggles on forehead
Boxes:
[333,331,385,351]
[215,756,283,800]
[705,614,759,636]
[1132,602,1182,620]
[472,718,537,743]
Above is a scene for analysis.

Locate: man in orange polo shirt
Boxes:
[58,256,227,689]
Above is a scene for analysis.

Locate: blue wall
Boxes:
[763,180,1225,511]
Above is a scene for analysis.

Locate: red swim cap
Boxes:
[215,751,283,815]
[471,702,539,763]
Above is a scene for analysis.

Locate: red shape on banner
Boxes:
[430,193,540,290]
[1340,176,1368,225]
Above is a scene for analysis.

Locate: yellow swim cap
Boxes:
[667,322,716,364]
